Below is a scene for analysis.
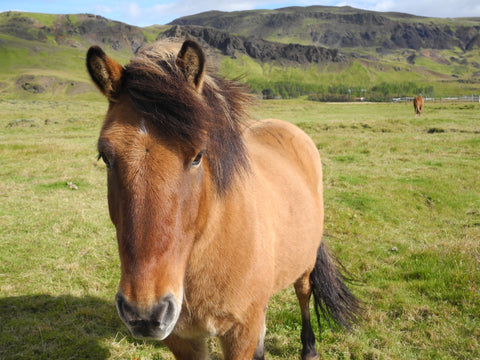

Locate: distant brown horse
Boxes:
[414,95,424,116]
[87,40,360,360]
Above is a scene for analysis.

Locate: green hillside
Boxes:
[0,33,95,101]
[172,6,480,98]
[0,12,164,101]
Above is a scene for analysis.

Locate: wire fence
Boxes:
[392,95,480,103]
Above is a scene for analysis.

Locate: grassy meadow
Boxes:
[0,99,479,359]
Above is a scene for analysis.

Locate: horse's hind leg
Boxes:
[294,272,320,360]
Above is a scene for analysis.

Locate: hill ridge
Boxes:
[170,6,480,51]
[0,7,479,100]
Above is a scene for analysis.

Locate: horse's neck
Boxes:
[189,174,256,272]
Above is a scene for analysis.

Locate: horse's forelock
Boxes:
[121,42,252,194]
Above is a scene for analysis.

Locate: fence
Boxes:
[392,95,480,103]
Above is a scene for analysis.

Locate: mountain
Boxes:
[170,6,480,52]
[0,7,479,100]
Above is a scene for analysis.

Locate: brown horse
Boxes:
[414,95,424,116]
[87,40,360,360]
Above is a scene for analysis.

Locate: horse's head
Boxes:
[87,41,213,340]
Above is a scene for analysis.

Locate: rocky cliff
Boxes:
[160,25,345,64]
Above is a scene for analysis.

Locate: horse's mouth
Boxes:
[127,320,175,340]
[116,291,182,341]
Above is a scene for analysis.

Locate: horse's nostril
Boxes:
[128,320,143,327]
[116,292,137,323]
[152,294,177,330]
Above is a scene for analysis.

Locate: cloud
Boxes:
[338,0,480,17]
[82,0,480,27]
[145,1,282,25]
[127,2,142,19]
[92,4,113,14]
[91,1,312,26]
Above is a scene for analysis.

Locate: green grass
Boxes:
[1,99,479,359]
[414,56,468,78]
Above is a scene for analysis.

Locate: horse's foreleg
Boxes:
[252,312,266,360]
[295,273,320,360]
[162,334,208,360]
[220,307,265,360]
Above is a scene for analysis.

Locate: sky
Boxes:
[1,0,480,27]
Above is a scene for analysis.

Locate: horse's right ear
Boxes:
[86,46,123,101]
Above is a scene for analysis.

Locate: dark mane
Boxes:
[122,42,252,194]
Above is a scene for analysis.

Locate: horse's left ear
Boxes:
[86,46,123,101]
[176,40,206,92]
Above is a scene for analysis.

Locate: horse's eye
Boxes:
[191,152,203,167]
[98,152,111,169]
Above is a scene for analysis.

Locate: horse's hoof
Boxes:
[303,354,320,360]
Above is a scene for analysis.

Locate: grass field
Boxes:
[0,99,479,359]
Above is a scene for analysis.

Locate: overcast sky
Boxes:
[2,0,480,27]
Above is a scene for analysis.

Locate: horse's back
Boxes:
[245,119,324,292]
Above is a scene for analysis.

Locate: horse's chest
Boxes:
[174,309,230,338]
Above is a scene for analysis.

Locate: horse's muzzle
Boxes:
[115,292,180,340]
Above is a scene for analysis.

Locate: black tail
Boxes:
[310,241,361,332]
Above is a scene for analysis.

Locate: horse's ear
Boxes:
[86,46,123,101]
[176,40,206,92]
